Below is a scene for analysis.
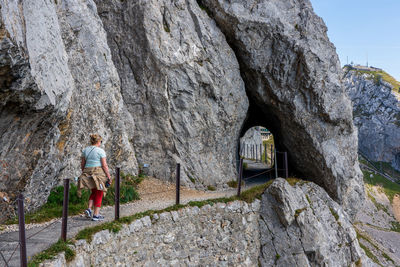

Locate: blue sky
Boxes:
[309,0,400,81]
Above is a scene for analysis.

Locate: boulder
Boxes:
[259,178,372,266]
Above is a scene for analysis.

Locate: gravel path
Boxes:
[0,178,238,267]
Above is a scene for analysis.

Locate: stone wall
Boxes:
[39,179,370,267]
[41,201,261,266]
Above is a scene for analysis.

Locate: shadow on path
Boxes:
[243,159,275,186]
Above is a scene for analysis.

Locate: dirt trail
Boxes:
[393,194,400,222]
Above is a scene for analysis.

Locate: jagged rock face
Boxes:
[200,0,364,218]
[0,0,364,225]
[344,70,400,170]
[0,0,137,220]
[93,0,248,187]
[259,178,371,266]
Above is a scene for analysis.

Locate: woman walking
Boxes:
[78,134,112,221]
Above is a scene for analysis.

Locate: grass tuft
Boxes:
[227,180,244,188]
[28,239,75,266]
[286,177,303,186]
[238,180,273,203]
[207,185,216,191]
[294,208,306,218]
[242,162,248,170]
[75,221,123,242]
[329,208,339,221]
[391,221,400,233]
[188,175,196,184]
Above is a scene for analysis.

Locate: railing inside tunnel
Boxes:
[238,144,289,183]
[239,143,276,166]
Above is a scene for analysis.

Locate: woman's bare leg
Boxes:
[88,199,94,210]
[94,207,100,216]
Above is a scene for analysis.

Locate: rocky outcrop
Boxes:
[0,0,137,219]
[93,0,248,188]
[344,69,400,170]
[259,179,369,266]
[200,0,364,218]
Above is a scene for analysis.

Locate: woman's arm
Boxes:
[100,157,111,180]
[81,157,86,172]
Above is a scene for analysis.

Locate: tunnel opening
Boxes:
[239,126,275,186]
[236,94,306,186]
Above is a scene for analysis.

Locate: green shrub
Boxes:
[242,162,248,170]
[227,180,244,188]
[207,185,216,191]
[28,239,75,266]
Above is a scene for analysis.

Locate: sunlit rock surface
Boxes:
[344,69,400,171]
[93,0,248,188]
[0,0,137,220]
[200,0,364,218]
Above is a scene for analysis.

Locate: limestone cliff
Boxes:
[0,0,364,225]
[200,0,364,218]
[344,68,400,170]
[93,0,248,188]
[0,0,138,220]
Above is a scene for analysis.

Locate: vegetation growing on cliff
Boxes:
[362,169,400,203]
[344,65,400,92]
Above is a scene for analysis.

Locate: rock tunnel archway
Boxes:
[237,100,298,180]
[200,0,365,218]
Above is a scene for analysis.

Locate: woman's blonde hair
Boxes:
[90,134,102,145]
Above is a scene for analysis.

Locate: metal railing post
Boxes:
[255,145,258,162]
[274,148,278,178]
[61,179,70,242]
[237,158,243,197]
[18,194,27,267]
[264,144,267,163]
[284,152,289,178]
[270,145,273,166]
[115,167,120,220]
[176,163,180,205]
